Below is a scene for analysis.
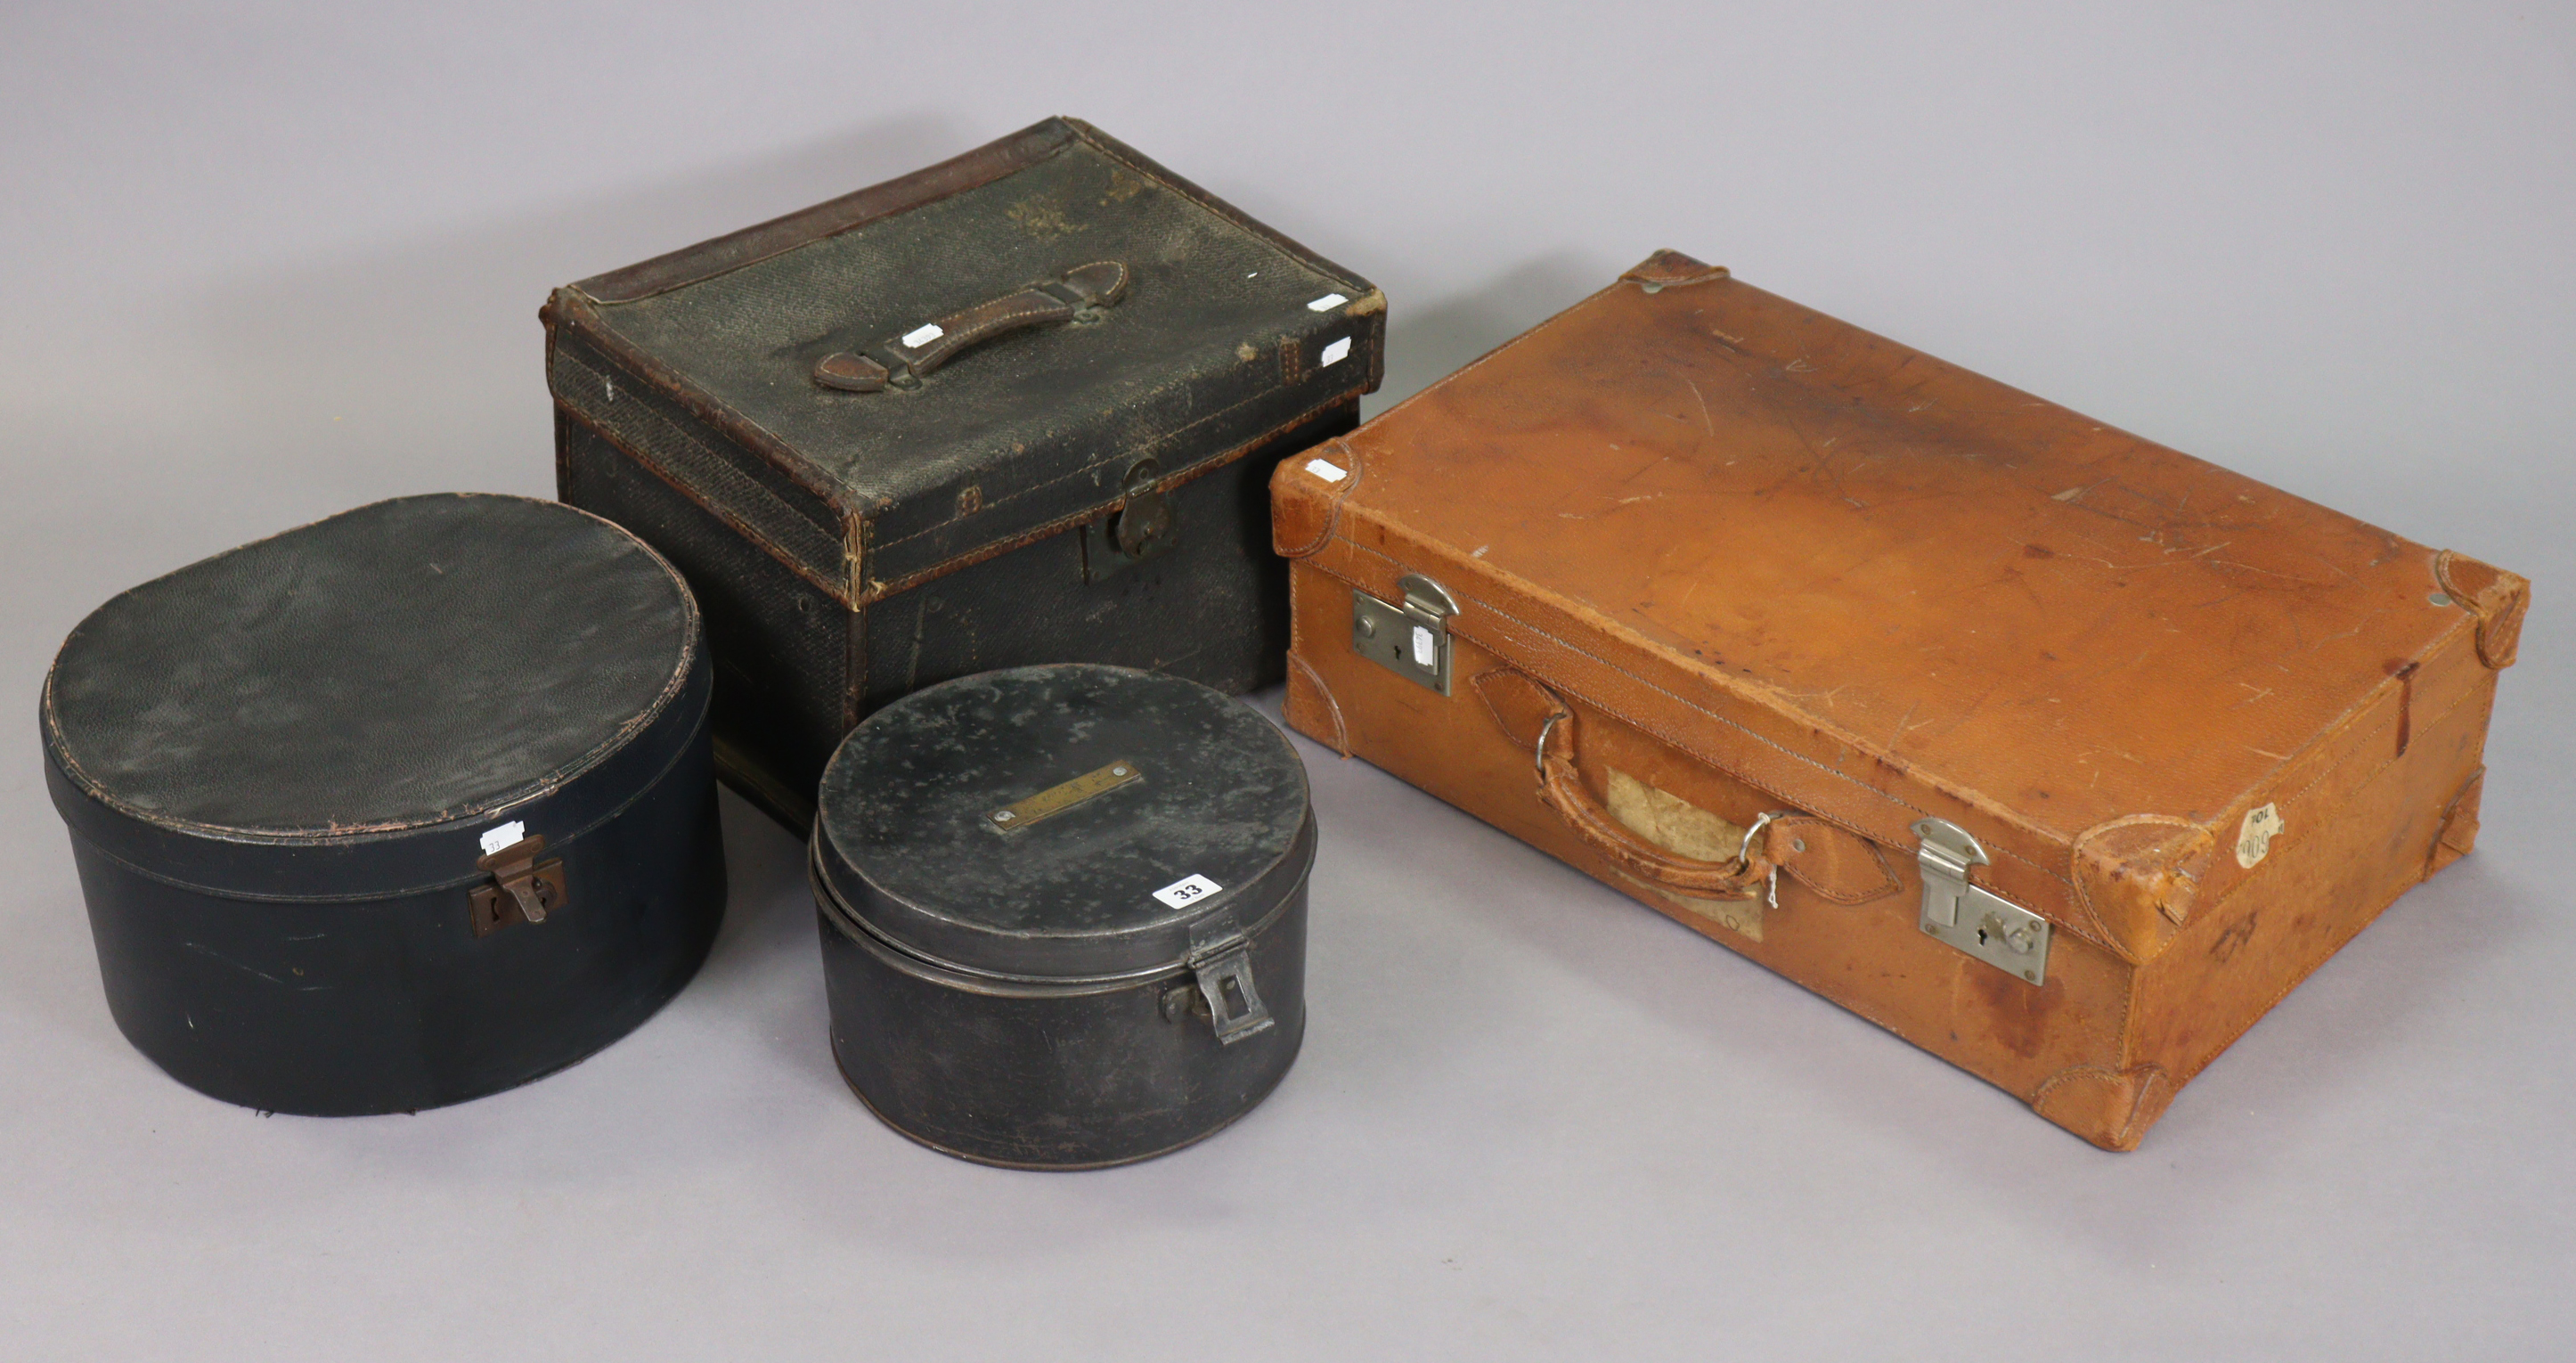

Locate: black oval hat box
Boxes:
[40,493,727,1115]
[812,665,1313,1168]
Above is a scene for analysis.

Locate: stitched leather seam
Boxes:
[924,294,1065,350]
[2028,1061,2168,1122]
[1327,542,2075,875]
[1274,437,1363,559]
[1306,541,2113,942]
[1286,652,1349,758]
[865,388,1353,556]
[558,400,848,600]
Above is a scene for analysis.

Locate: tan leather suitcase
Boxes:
[1272,250,2529,1150]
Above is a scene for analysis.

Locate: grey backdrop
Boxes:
[4,4,2570,1359]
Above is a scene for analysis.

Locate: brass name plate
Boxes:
[987,760,1142,834]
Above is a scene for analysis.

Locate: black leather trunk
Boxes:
[542,117,1383,828]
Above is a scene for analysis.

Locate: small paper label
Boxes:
[1306,457,1348,483]
[1320,336,1352,367]
[2236,804,2285,868]
[479,820,526,856]
[1411,624,1436,668]
[1307,293,1349,312]
[1153,874,1222,909]
[901,322,944,348]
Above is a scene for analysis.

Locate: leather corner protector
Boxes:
[1284,651,1350,758]
[1270,437,1360,559]
[2029,1064,2174,1152]
[2433,550,2529,670]
[2427,765,2486,877]
[1619,249,1731,289]
[2071,814,2218,962]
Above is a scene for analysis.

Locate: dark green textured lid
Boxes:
[547,118,1384,600]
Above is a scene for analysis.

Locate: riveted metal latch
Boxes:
[1080,456,1178,582]
[1352,573,1458,696]
[470,833,567,937]
[1912,818,2049,985]
[1172,911,1273,1045]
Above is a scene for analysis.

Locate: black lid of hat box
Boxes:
[811,665,1313,1167]
[41,494,727,1115]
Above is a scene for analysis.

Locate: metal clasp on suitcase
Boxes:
[469,832,568,937]
[1911,818,2050,985]
[1162,911,1275,1045]
[1352,574,1458,696]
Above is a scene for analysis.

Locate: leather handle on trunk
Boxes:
[813,261,1129,393]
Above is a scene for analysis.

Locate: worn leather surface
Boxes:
[1272,253,2521,1149]
[44,494,695,837]
[548,119,1382,827]
[549,118,1384,600]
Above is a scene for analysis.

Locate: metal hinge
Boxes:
[1352,574,1458,696]
[1169,911,1274,1046]
[469,833,568,937]
[1912,818,2050,985]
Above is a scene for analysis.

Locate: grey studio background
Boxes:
[4,3,2571,1359]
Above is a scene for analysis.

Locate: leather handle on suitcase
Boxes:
[1471,666,1903,903]
[1534,711,1781,897]
[1477,667,1777,894]
[812,262,1130,393]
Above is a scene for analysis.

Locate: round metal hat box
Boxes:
[41,494,727,1115]
[811,665,1314,1168]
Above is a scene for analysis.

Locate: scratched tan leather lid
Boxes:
[1282,251,2525,901]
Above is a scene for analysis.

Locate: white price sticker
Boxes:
[1306,292,1349,312]
[1152,874,1223,909]
[1305,457,1347,483]
[478,820,526,855]
[1411,624,1436,667]
[1319,336,1352,367]
[901,322,945,348]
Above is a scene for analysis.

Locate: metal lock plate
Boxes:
[1912,818,2050,985]
[1080,457,1178,584]
[1351,574,1458,696]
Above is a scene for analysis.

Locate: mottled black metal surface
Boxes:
[812,665,1312,1166]
[818,665,1310,979]
[40,494,727,1114]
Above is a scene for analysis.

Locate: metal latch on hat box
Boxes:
[470,833,567,937]
[1352,574,1458,696]
[1912,818,2050,985]
[1159,911,1274,1046]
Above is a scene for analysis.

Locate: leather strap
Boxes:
[813,261,1129,393]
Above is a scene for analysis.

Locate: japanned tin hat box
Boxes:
[41,494,727,1115]
[811,665,1313,1168]
[1272,249,2530,1151]
[543,116,1384,828]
